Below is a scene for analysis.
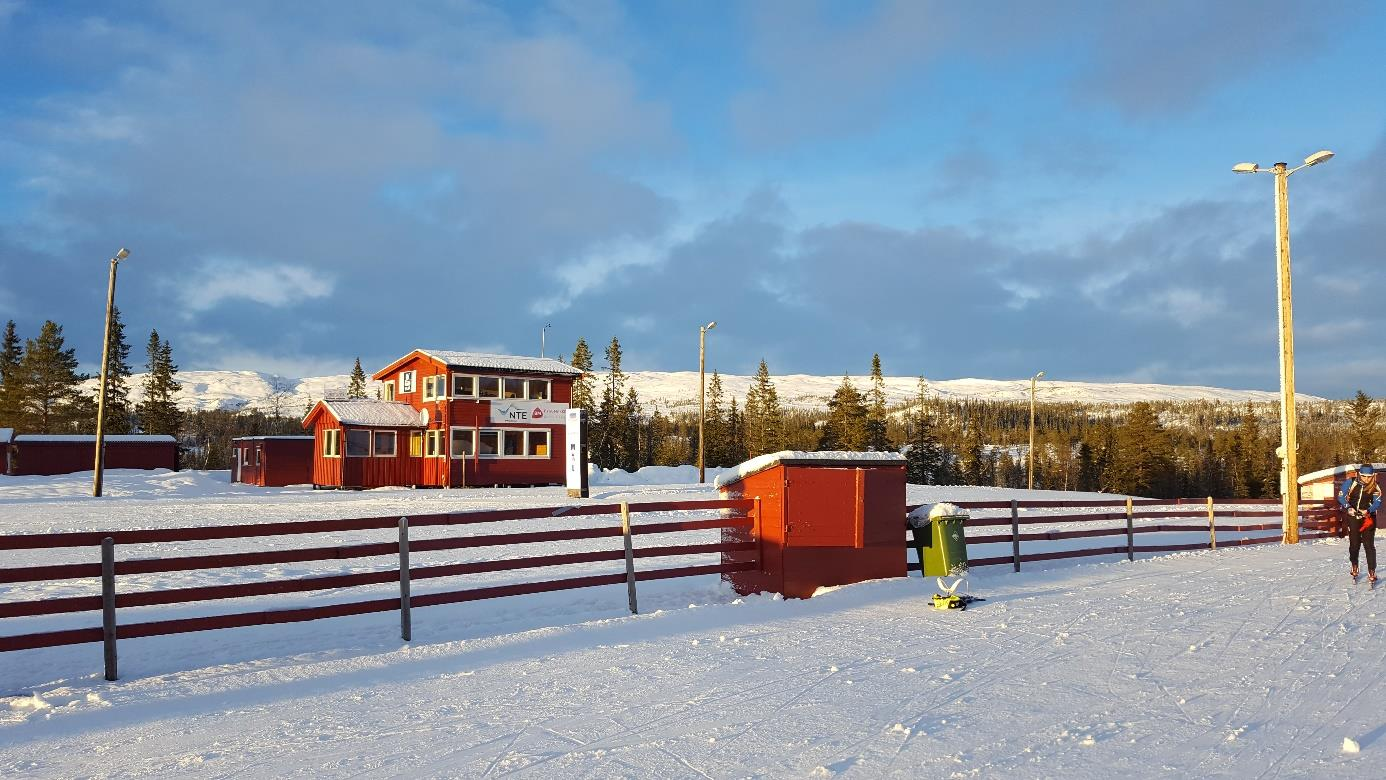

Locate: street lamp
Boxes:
[698,321,717,483]
[541,323,551,358]
[1233,149,1334,544]
[1028,370,1044,490]
[93,247,131,498]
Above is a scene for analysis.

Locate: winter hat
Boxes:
[1360,464,1376,476]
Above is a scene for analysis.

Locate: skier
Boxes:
[1339,464,1383,583]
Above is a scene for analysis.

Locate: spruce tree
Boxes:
[742,358,784,457]
[98,306,135,434]
[0,320,23,429]
[593,337,626,469]
[621,386,643,472]
[569,338,595,413]
[18,320,87,433]
[703,371,727,466]
[866,354,889,450]
[138,330,183,436]
[1103,402,1174,496]
[819,374,868,451]
[1347,390,1381,463]
[347,358,368,399]
[904,377,943,484]
[726,396,747,465]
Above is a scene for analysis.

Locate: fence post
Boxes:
[101,537,118,682]
[1125,497,1134,562]
[620,502,638,615]
[1207,496,1216,550]
[398,517,411,642]
[1010,499,1021,573]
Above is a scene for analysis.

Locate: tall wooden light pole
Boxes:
[698,320,716,483]
[93,247,131,498]
[1028,370,1044,490]
[1234,150,1334,544]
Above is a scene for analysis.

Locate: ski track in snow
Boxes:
[0,471,1378,778]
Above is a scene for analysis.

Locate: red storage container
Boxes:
[716,452,907,598]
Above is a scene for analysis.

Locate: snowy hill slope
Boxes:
[85,369,1324,414]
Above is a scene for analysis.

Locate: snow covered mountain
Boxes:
[86,369,1325,415]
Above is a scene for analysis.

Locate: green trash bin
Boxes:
[911,503,969,577]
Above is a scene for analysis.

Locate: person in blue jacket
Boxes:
[1339,464,1383,582]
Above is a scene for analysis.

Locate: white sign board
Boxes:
[489,401,569,425]
[566,408,587,496]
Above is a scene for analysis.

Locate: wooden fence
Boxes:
[0,498,757,680]
[904,497,1341,574]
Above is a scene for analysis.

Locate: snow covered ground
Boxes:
[0,471,1373,778]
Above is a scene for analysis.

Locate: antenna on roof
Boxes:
[541,323,552,357]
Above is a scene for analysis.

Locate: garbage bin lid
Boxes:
[714,450,906,490]
[907,501,969,528]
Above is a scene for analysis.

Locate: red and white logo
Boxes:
[531,407,544,420]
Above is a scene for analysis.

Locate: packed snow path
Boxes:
[3,540,1381,778]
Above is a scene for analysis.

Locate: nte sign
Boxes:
[489,401,569,425]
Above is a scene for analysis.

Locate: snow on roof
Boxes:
[1298,463,1386,484]
[231,436,314,442]
[320,399,425,428]
[13,434,177,443]
[0,428,12,443]
[417,349,583,376]
[714,450,906,489]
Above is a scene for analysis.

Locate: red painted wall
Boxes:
[11,440,177,476]
[233,438,313,487]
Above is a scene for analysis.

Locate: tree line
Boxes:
[565,335,1384,499]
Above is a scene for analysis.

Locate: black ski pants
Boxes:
[1348,516,1377,573]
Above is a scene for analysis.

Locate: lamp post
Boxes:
[698,320,717,483]
[541,323,551,358]
[1028,370,1044,490]
[1233,149,1334,544]
[93,247,131,498]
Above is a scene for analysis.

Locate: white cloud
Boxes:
[177,257,334,314]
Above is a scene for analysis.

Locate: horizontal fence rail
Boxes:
[905,497,1340,575]
[0,498,758,680]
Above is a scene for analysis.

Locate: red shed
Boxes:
[0,428,12,475]
[9,434,178,476]
[716,451,907,599]
[365,349,581,488]
[231,436,314,487]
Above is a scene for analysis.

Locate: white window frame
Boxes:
[475,427,555,459]
[421,375,437,401]
[449,427,476,458]
[381,380,395,401]
[452,373,477,398]
[255,447,261,466]
[399,370,416,394]
[425,429,445,458]
[345,429,372,458]
[501,377,526,400]
[526,379,551,401]
[323,429,341,458]
[373,431,397,458]
[477,376,501,399]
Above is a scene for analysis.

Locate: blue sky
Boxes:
[2,0,1384,397]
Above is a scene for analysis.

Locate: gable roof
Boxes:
[305,399,425,428]
[372,349,582,379]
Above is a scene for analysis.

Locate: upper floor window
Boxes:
[477,376,500,399]
[527,380,550,400]
[399,370,416,394]
[381,381,395,401]
[422,375,446,401]
[503,378,525,399]
[452,374,476,398]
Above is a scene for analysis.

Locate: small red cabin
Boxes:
[231,436,314,487]
[301,349,581,489]
[9,434,178,476]
[0,428,12,475]
[1299,462,1386,502]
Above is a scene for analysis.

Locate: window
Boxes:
[373,431,397,457]
[323,429,340,457]
[477,376,500,399]
[255,448,261,466]
[381,381,395,401]
[527,380,550,400]
[452,374,475,398]
[503,430,524,456]
[478,430,499,456]
[527,429,550,457]
[345,429,371,457]
[399,370,416,394]
[241,447,251,466]
[409,431,423,457]
[450,427,475,458]
[425,430,444,458]
[503,378,525,399]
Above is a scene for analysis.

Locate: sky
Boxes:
[1,0,1384,398]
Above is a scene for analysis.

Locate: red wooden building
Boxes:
[0,428,12,475]
[301,349,580,489]
[231,436,315,487]
[8,434,178,476]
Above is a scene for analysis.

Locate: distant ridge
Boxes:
[83,369,1325,415]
